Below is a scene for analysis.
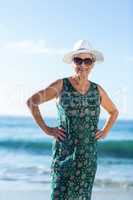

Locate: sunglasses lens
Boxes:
[73,57,94,65]
[73,57,82,65]
[84,58,93,65]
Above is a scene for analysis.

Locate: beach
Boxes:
[1,190,133,200]
[0,180,133,200]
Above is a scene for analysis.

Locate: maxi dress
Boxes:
[50,77,101,200]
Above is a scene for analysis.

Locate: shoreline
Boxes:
[0,189,133,200]
[0,181,132,200]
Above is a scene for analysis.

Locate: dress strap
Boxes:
[91,81,102,103]
[62,77,69,91]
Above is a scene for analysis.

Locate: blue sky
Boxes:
[0,0,132,119]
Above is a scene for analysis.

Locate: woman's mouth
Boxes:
[78,68,87,72]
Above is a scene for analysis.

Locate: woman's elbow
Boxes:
[114,108,119,115]
[110,108,119,117]
[108,107,119,114]
[26,97,38,108]
[26,98,32,108]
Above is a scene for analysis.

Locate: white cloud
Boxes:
[1,40,68,55]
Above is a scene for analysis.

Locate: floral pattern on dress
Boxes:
[50,77,101,200]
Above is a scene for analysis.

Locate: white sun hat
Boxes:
[62,39,104,64]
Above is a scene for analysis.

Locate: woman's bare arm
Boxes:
[97,84,119,135]
[26,79,65,140]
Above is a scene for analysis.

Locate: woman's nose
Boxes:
[80,63,86,68]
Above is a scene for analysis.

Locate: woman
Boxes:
[26,40,119,200]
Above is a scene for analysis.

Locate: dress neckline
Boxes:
[66,77,92,96]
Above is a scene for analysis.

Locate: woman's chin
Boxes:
[78,70,87,75]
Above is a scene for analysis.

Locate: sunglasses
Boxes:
[73,57,95,65]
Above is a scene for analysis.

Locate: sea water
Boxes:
[0,116,133,192]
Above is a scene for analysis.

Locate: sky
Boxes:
[0,0,132,119]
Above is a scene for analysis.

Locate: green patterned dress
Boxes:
[50,77,101,200]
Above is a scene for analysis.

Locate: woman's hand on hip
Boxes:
[95,129,108,140]
[45,126,66,141]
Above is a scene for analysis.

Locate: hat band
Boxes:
[77,48,88,51]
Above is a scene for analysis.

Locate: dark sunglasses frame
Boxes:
[73,57,95,65]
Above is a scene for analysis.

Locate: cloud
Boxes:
[1,40,68,55]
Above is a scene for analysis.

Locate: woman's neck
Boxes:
[72,74,89,86]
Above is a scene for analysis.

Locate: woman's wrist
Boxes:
[101,128,108,135]
[42,125,50,134]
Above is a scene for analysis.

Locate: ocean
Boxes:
[0,116,133,192]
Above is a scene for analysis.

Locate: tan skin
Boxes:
[26,53,119,141]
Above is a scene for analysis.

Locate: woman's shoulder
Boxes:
[90,81,104,90]
[54,77,68,84]
[90,80,100,89]
[54,77,68,98]
[91,81,109,101]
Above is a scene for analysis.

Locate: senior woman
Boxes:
[26,39,119,200]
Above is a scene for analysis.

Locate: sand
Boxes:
[0,180,132,200]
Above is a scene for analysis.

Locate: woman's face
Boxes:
[71,53,95,76]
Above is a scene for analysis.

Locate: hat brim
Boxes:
[62,49,104,64]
